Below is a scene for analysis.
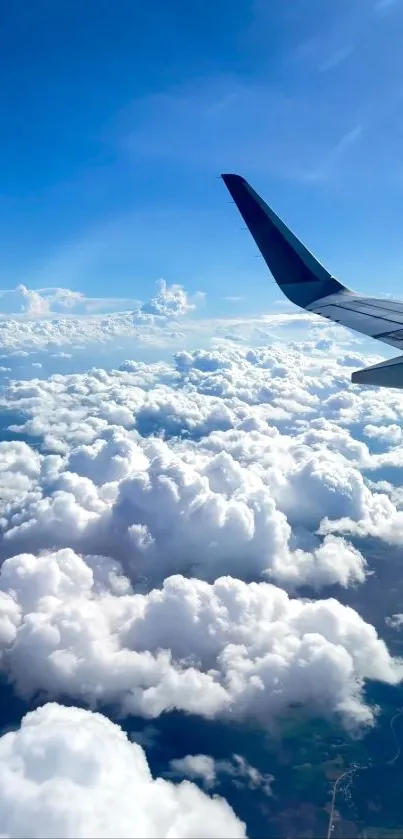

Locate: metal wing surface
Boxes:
[222,173,403,388]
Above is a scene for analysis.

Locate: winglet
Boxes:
[352,355,403,389]
[221,173,346,308]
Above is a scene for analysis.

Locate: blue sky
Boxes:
[1,0,403,314]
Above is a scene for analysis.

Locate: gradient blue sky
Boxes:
[1,0,403,314]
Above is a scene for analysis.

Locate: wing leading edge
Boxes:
[221,173,403,389]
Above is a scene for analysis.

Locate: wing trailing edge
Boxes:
[351,355,403,389]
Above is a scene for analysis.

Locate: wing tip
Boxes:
[351,355,403,389]
[221,173,247,187]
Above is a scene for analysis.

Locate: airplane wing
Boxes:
[221,173,403,389]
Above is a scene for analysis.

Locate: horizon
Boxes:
[0,0,403,322]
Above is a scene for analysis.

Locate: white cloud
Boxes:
[0,428,367,590]
[0,280,204,355]
[0,281,361,358]
[0,702,245,838]
[0,441,62,508]
[7,342,403,587]
[18,284,86,317]
[169,755,217,787]
[0,310,141,352]
[318,492,403,546]
[363,423,402,445]
[140,279,197,318]
[1,336,403,750]
[168,753,274,795]
[0,549,400,727]
[385,614,403,630]
[0,285,86,318]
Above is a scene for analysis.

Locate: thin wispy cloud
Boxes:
[319,46,353,72]
[375,0,399,13]
[122,74,368,188]
[303,125,364,183]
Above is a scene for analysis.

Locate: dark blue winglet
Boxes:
[221,173,346,308]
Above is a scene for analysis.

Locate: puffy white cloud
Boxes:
[319,501,403,545]
[0,280,198,323]
[0,280,203,355]
[0,549,400,727]
[169,754,217,787]
[0,311,138,353]
[0,285,86,318]
[0,441,41,506]
[385,614,403,630]
[0,342,389,452]
[140,279,197,318]
[93,439,367,589]
[168,753,274,795]
[0,430,367,590]
[0,287,370,358]
[0,442,63,531]
[363,424,403,445]
[0,702,245,838]
[3,342,403,558]
[10,341,403,586]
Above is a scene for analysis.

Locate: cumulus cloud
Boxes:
[0,549,400,727]
[363,424,403,445]
[0,441,42,505]
[0,280,364,357]
[168,753,274,795]
[7,341,403,586]
[0,285,86,318]
[0,702,245,838]
[169,754,217,787]
[0,280,204,355]
[1,333,403,766]
[0,343,387,452]
[0,429,367,590]
[3,342,403,563]
[140,278,198,318]
[17,285,86,317]
[0,310,141,353]
[0,280,200,323]
[385,614,403,630]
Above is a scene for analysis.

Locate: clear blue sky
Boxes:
[1,0,403,313]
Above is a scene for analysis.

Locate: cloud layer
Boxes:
[0,279,204,358]
[0,548,401,727]
[1,336,403,741]
[3,341,403,591]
